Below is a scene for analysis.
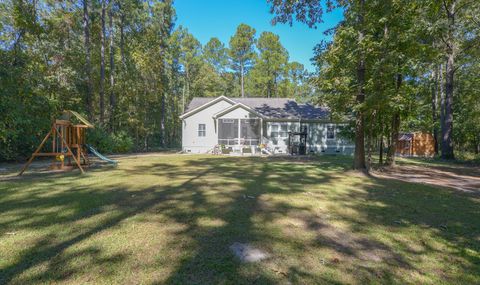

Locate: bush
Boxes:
[455,151,480,164]
[87,128,133,154]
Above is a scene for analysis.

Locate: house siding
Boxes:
[263,121,354,155]
[217,107,259,120]
[182,99,233,153]
[306,122,354,155]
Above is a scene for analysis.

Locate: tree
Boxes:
[228,23,256,98]
[100,0,107,124]
[172,27,203,110]
[83,0,93,120]
[268,0,369,170]
[250,31,288,98]
[352,0,366,170]
[109,0,116,131]
[202,37,231,97]
[287,62,308,98]
[203,37,228,73]
[309,0,427,168]
[433,0,479,159]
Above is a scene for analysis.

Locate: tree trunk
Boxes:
[83,0,93,120]
[386,74,403,167]
[274,74,278,98]
[379,135,384,165]
[185,66,190,106]
[182,83,186,113]
[442,55,454,159]
[119,3,126,67]
[240,62,245,98]
[441,1,455,159]
[109,4,116,131]
[440,64,445,145]
[160,94,166,147]
[475,137,480,154]
[431,65,439,155]
[379,115,384,165]
[353,0,366,170]
[170,94,176,147]
[99,0,106,125]
[367,113,374,171]
[386,112,400,166]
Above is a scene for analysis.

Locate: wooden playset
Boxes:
[19,110,94,175]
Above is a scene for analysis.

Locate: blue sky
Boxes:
[173,0,344,72]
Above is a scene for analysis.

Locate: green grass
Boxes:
[0,155,479,284]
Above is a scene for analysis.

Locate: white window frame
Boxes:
[198,124,206,137]
[279,124,288,138]
[270,124,279,138]
[270,123,288,138]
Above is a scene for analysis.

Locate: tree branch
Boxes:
[454,0,477,14]
[442,0,451,16]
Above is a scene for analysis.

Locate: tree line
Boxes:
[269,0,480,169]
[0,0,313,161]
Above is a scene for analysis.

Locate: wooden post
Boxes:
[52,126,56,153]
[80,147,88,165]
[57,129,85,174]
[19,129,53,175]
[77,146,80,166]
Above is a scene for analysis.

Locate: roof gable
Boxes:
[213,103,264,119]
[179,96,235,119]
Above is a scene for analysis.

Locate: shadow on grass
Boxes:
[326,173,480,283]
[365,176,480,279]
[0,155,479,284]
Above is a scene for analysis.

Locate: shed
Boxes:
[396,132,435,157]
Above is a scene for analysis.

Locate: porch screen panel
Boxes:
[240,119,260,145]
[218,119,239,145]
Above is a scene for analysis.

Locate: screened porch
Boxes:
[217,118,262,147]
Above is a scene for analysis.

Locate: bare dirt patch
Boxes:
[372,164,480,195]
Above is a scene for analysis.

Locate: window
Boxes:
[280,124,288,138]
[271,124,288,138]
[327,126,335,139]
[270,124,279,138]
[198,124,206,137]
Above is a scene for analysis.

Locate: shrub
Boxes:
[87,128,133,154]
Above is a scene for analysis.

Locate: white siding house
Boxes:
[180,96,354,155]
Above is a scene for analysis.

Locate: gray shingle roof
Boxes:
[185,97,215,111]
[398,133,414,141]
[185,97,330,120]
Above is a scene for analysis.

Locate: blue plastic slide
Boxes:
[86,144,118,165]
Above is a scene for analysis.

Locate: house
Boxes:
[180,96,354,155]
[396,132,435,157]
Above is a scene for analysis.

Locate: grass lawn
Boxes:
[0,154,479,284]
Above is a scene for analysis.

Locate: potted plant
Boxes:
[221,144,231,154]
